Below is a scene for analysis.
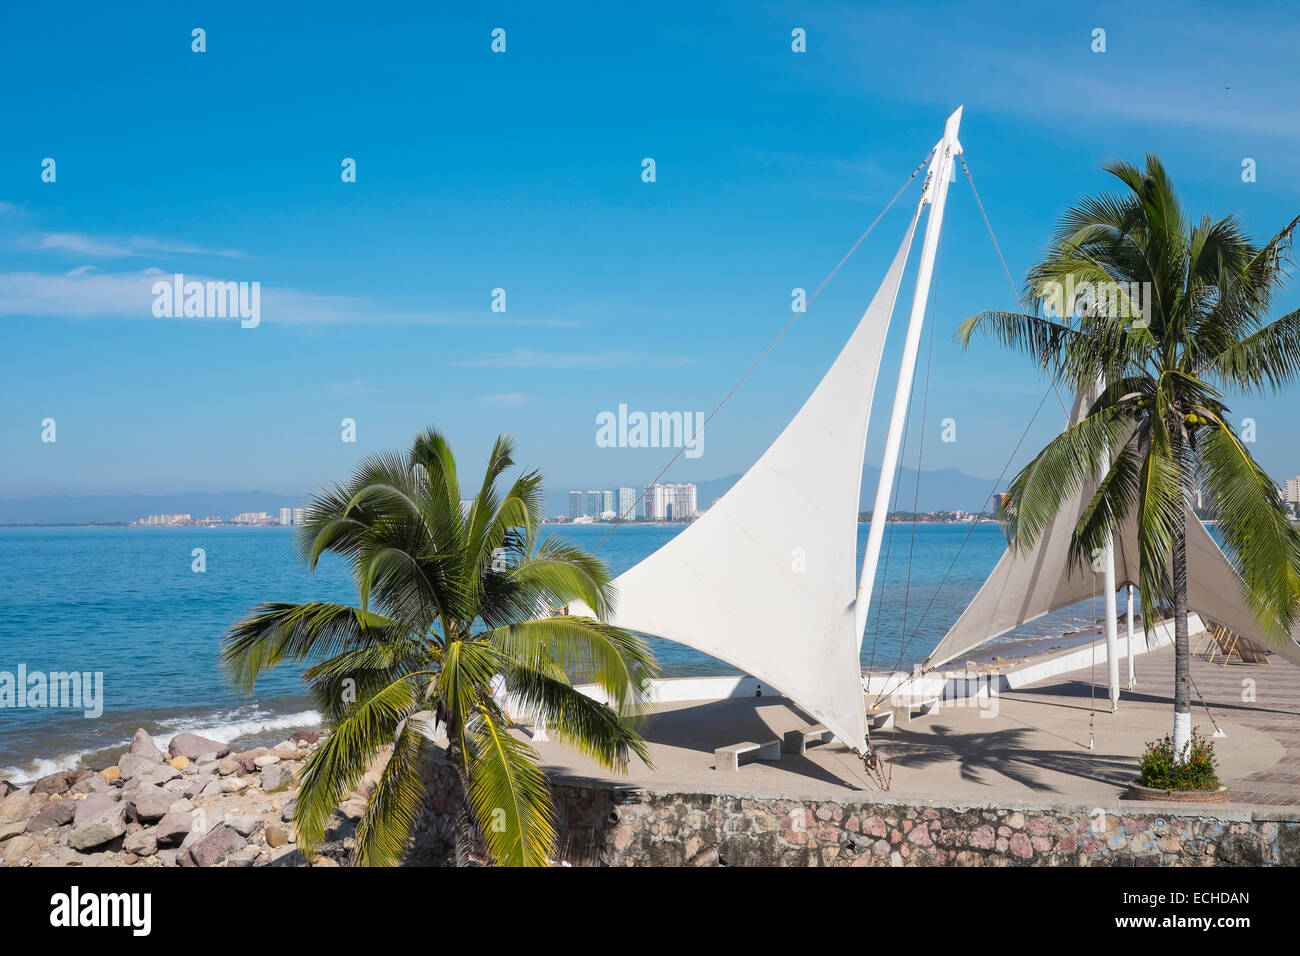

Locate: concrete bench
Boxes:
[714,738,781,772]
[866,708,894,731]
[782,724,833,755]
[891,697,940,725]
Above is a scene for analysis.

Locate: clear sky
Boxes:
[3,1,1299,501]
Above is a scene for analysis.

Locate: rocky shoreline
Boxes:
[0,727,374,868]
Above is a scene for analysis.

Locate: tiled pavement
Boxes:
[1097,644,1300,806]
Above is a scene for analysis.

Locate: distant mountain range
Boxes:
[0,492,308,526]
[544,464,1003,518]
[0,466,1003,526]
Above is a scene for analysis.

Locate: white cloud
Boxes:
[34,232,247,259]
[0,267,582,327]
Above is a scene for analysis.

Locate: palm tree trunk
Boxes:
[1171,487,1192,764]
[445,730,477,866]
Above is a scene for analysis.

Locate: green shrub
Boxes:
[1137,731,1220,791]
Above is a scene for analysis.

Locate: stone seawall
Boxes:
[416,759,1300,866]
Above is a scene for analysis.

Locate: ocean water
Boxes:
[0,522,1104,782]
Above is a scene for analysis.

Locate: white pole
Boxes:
[856,106,963,647]
[1126,584,1136,689]
[1098,375,1120,711]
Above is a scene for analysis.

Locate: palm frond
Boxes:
[464,708,556,867]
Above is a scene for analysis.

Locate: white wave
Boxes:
[151,709,322,753]
[1,708,323,786]
[0,752,90,786]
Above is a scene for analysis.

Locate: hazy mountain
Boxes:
[0,464,1003,526]
[0,492,309,525]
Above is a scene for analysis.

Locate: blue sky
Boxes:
[3,1,1300,504]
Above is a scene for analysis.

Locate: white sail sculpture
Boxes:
[570,216,919,751]
[924,395,1300,672]
[569,110,967,751]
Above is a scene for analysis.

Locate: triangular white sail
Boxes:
[925,392,1300,670]
[572,213,922,751]
[1184,516,1300,669]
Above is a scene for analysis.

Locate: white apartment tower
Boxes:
[615,487,636,521]
[642,482,697,521]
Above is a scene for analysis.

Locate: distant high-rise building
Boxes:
[138,513,191,526]
[616,487,636,521]
[280,507,292,526]
[293,507,306,526]
[586,491,605,518]
[600,490,614,515]
[232,512,273,525]
[642,483,697,521]
[568,490,584,519]
[1286,477,1300,507]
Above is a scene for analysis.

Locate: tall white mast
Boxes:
[1126,584,1136,689]
[855,107,963,647]
[1098,374,1121,711]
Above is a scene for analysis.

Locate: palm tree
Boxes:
[222,427,657,865]
[959,155,1300,761]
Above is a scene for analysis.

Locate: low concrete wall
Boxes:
[414,757,1299,866]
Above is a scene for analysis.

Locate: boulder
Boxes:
[73,791,121,825]
[26,798,76,832]
[290,730,323,746]
[126,787,174,823]
[219,776,252,794]
[154,810,200,847]
[225,847,260,867]
[128,729,164,761]
[265,825,288,847]
[70,773,107,796]
[267,845,306,867]
[100,766,121,783]
[117,753,161,781]
[225,815,264,838]
[0,789,36,824]
[231,749,268,774]
[3,835,36,866]
[169,756,190,771]
[69,802,127,850]
[167,733,230,760]
[188,825,247,867]
[259,764,294,792]
[123,829,157,857]
[132,765,181,789]
[253,754,280,768]
[216,758,241,776]
[30,771,73,796]
[0,820,29,841]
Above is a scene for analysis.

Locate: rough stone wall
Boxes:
[414,760,1299,866]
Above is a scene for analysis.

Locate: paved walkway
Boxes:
[1126,645,1300,806]
[528,642,1300,809]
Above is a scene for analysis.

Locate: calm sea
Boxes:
[0,522,1105,781]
